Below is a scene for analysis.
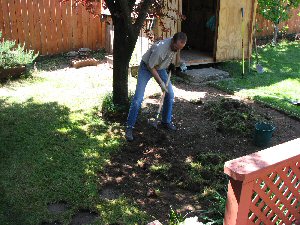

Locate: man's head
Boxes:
[171,32,187,52]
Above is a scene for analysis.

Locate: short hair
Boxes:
[172,32,187,43]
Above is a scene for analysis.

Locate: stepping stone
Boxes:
[41,221,62,225]
[99,187,120,200]
[177,67,230,84]
[70,210,99,225]
[47,201,69,214]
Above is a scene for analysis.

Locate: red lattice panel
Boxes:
[248,160,300,225]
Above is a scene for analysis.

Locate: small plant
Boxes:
[168,207,185,225]
[101,92,134,121]
[200,191,227,225]
[0,32,38,69]
[149,162,172,178]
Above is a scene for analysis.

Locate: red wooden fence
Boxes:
[224,138,300,225]
[256,8,300,37]
[0,1,299,55]
[0,0,106,55]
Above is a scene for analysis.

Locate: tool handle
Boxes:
[156,70,172,116]
[241,7,245,76]
[254,37,259,64]
[165,70,172,87]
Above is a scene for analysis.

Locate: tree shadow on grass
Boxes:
[0,98,128,224]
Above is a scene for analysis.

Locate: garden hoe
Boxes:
[148,70,172,129]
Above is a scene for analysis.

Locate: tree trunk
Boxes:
[273,24,279,44]
[112,18,138,109]
[112,20,130,108]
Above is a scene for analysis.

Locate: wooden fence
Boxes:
[223,138,300,225]
[0,0,106,55]
[256,8,300,37]
[0,1,299,55]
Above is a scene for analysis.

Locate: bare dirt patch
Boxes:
[99,83,300,224]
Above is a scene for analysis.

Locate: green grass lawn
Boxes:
[215,40,300,118]
[1,40,298,225]
[0,56,151,225]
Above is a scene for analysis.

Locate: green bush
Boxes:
[101,92,134,121]
[0,32,38,69]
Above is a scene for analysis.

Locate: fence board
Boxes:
[92,15,98,49]
[61,2,69,52]
[66,1,72,50]
[48,0,55,54]
[9,0,19,43]
[72,3,78,50]
[2,0,12,39]
[15,0,24,45]
[21,0,30,48]
[0,1,4,36]
[33,0,42,53]
[82,5,88,48]
[101,21,106,49]
[97,19,103,49]
[87,13,94,49]
[26,1,35,49]
[47,0,55,54]
[55,0,63,53]
[77,4,83,48]
[39,0,46,54]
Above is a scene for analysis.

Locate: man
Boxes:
[125,32,187,141]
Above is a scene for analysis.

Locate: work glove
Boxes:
[159,81,168,93]
[179,62,187,72]
[167,63,176,74]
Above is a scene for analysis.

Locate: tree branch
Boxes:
[133,0,154,37]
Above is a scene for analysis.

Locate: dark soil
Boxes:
[99,83,300,224]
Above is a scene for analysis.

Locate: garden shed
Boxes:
[150,0,259,65]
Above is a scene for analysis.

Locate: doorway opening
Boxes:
[181,0,219,65]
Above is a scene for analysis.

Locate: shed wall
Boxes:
[215,0,257,62]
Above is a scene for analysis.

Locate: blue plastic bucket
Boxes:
[254,122,276,147]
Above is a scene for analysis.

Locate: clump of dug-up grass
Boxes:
[203,98,272,137]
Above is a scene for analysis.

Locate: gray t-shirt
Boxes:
[142,38,177,70]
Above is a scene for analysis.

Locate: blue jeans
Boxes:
[127,61,174,129]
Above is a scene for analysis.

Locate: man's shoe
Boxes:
[125,128,134,141]
[162,122,177,131]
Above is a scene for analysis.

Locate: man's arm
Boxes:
[146,65,168,92]
[147,65,163,84]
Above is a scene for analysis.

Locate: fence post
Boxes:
[223,177,254,225]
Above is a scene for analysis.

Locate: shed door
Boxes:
[215,0,255,62]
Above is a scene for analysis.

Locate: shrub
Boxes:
[0,32,38,69]
[101,92,133,121]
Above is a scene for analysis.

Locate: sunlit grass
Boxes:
[0,54,152,224]
[215,41,300,118]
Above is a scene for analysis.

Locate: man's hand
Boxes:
[159,81,168,93]
[179,62,187,72]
